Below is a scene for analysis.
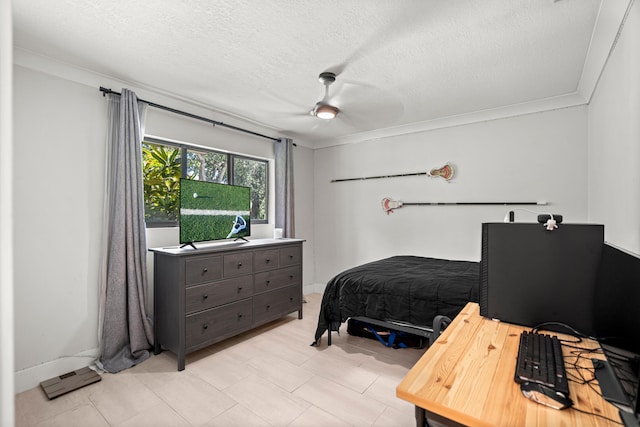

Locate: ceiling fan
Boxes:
[264,70,403,133]
[312,72,340,120]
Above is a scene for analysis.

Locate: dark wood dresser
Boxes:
[150,238,304,370]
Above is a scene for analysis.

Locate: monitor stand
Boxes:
[621,412,640,427]
[592,358,640,426]
[180,242,197,249]
[234,237,249,242]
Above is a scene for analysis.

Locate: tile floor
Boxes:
[15,293,427,427]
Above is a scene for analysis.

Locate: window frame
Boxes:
[143,136,269,228]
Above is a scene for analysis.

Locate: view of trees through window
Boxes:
[233,156,267,221]
[186,149,228,183]
[142,143,181,222]
[142,139,268,226]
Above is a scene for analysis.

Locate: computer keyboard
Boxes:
[515,330,570,396]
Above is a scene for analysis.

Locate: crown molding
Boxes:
[577,0,635,103]
[312,92,588,150]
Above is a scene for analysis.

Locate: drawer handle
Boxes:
[289,275,294,279]
[203,294,209,300]
[202,267,208,273]
[237,287,243,293]
[266,280,270,286]
[238,313,243,319]
[266,305,271,310]
[202,324,208,330]
[289,255,294,259]
[237,262,242,268]
[290,297,294,302]
[266,258,271,263]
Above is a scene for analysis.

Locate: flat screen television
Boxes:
[479,222,604,336]
[179,179,251,248]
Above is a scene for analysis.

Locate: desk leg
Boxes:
[415,406,427,427]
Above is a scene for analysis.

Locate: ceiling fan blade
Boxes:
[259,88,315,112]
[328,83,405,130]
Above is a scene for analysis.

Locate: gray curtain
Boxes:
[98,89,154,373]
[275,138,295,237]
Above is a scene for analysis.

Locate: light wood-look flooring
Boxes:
[15,293,427,427]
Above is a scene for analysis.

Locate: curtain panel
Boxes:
[275,138,295,238]
[98,89,153,373]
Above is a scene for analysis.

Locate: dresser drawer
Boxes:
[185,299,253,348]
[185,275,253,315]
[253,285,301,324]
[280,246,302,267]
[185,256,223,286]
[254,265,301,293]
[223,252,253,277]
[253,248,280,272]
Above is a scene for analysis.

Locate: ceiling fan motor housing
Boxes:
[314,71,339,119]
[318,72,336,85]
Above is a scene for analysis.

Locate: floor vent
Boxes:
[40,367,102,399]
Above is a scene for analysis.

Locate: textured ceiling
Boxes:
[12,1,630,147]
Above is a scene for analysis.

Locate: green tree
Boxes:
[142,143,181,221]
[186,150,228,183]
[234,157,267,220]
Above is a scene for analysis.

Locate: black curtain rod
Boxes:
[99,86,279,142]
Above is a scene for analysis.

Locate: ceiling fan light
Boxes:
[316,104,339,120]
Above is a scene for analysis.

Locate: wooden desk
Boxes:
[396,302,622,427]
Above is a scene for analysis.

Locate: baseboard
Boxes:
[14,348,99,394]
[303,283,326,295]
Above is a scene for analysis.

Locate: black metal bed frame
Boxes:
[326,315,452,347]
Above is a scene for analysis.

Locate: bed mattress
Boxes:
[313,255,479,344]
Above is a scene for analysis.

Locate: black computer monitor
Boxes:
[594,242,640,354]
[479,222,604,336]
[593,242,640,426]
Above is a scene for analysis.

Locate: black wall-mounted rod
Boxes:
[401,202,542,206]
[332,171,428,183]
[99,86,279,142]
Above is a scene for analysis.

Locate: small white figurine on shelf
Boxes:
[545,217,558,231]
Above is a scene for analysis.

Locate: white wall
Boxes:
[1,0,14,424]
[313,107,589,286]
[13,66,105,392]
[291,146,316,294]
[12,59,316,392]
[588,0,640,253]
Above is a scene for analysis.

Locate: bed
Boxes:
[311,255,480,346]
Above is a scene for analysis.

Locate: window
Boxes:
[142,138,268,226]
[233,156,267,222]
